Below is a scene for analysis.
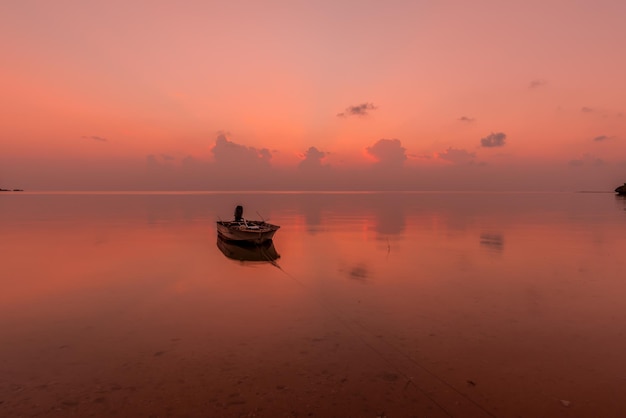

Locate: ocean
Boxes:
[1,191,625,417]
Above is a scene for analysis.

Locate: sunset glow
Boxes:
[2,0,625,190]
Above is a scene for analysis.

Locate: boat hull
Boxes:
[216,221,279,244]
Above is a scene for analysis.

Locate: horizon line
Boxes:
[2,189,615,195]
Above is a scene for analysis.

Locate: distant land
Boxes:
[0,188,24,192]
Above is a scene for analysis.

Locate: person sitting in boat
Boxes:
[234,205,244,222]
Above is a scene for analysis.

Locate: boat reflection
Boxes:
[616,194,626,212]
[216,237,281,263]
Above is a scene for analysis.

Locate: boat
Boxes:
[616,183,626,195]
[217,237,280,262]
[216,205,280,244]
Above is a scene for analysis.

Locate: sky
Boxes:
[1,0,625,191]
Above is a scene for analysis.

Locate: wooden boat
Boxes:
[216,237,280,262]
[216,205,280,244]
[615,183,626,195]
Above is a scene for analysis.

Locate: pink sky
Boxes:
[1,0,625,190]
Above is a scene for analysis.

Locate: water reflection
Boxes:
[374,203,405,235]
[2,192,626,417]
[616,194,626,212]
[338,263,369,282]
[299,194,324,234]
[216,237,280,263]
[291,193,408,236]
[479,232,505,252]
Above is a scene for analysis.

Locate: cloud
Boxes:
[146,154,169,170]
[366,139,406,167]
[211,133,272,168]
[568,153,605,167]
[592,158,605,167]
[181,155,197,167]
[146,154,176,169]
[580,106,623,119]
[592,135,611,142]
[480,132,506,148]
[337,103,377,117]
[82,135,107,142]
[529,79,547,89]
[437,147,476,164]
[299,146,328,170]
[458,116,475,123]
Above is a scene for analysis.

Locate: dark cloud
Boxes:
[366,139,406,167]
[480,132,506,148]
[529,79,547,89]
[581,106,594,113]
[82,135,107,142]
[458,116,475,123]
[593,135,611,142]
[211,133,272,168]
[337,103,377,117]
[438,147,476,164]
[299,146,328,170]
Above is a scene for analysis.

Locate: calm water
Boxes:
[1,192,625,417]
